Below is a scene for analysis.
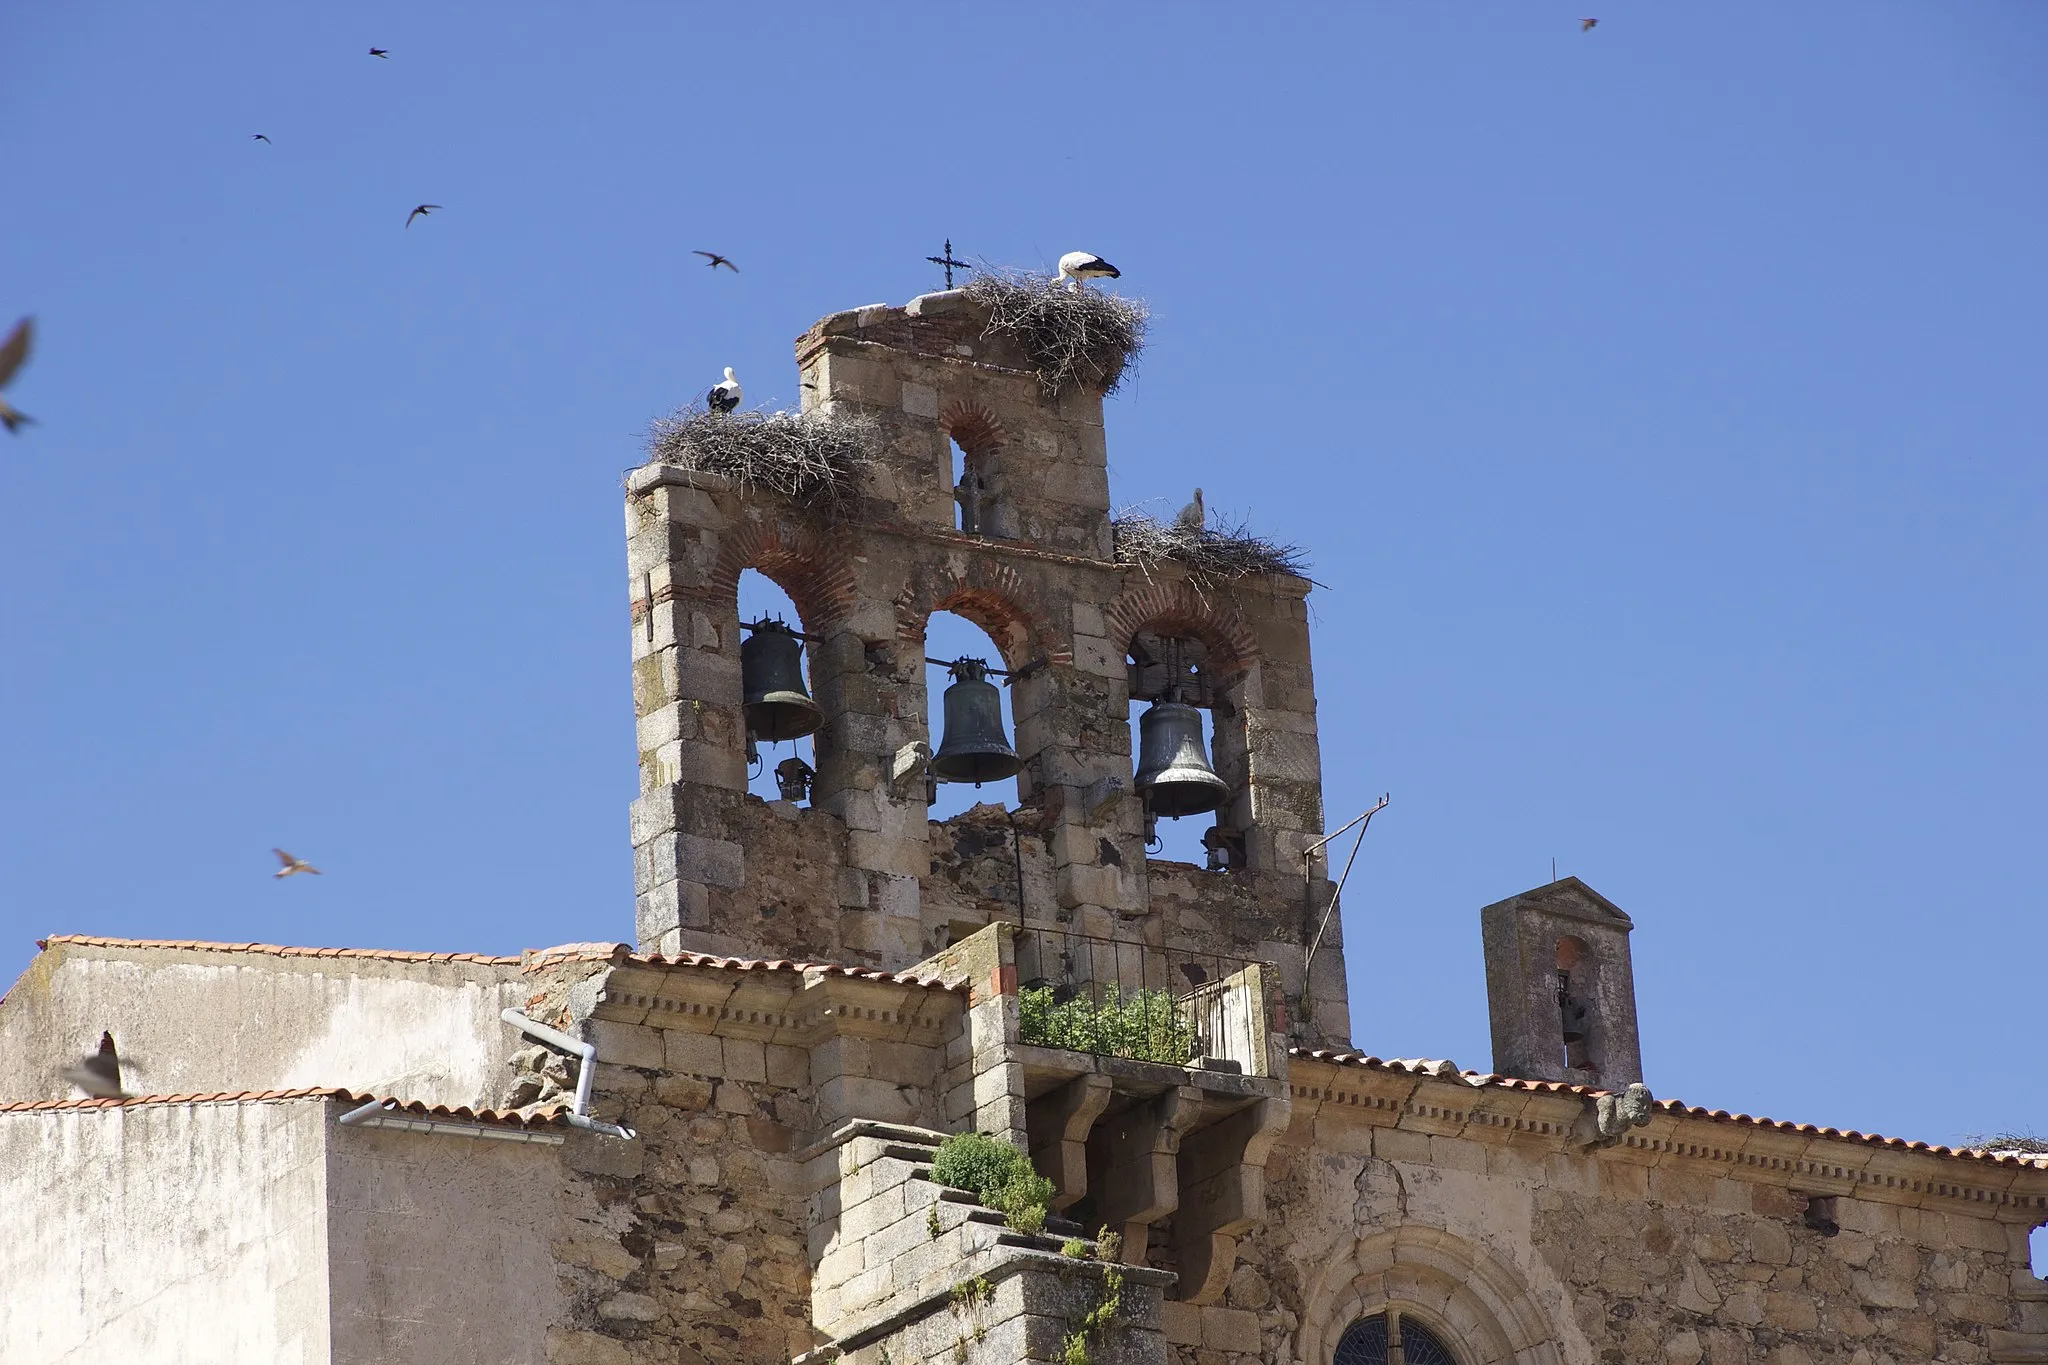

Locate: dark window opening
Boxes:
[1556,936,1592,1072]
[1801,1194,1840,1237]
[951,438,992,535]
[1334,1311,1461,1365]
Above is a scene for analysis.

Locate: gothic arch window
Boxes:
[1333,1311,1461,1365]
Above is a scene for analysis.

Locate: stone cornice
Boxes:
[590,961,961,1046]
[1286,1057,2048,1221]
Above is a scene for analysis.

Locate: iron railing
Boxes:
[1013,927,1271,1076]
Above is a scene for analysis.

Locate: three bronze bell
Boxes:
[740,621,1229,816]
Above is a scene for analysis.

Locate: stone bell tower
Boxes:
[624,288,1350,1044]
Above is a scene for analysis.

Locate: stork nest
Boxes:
[642,405,879,519]
[963,269,1147,396]
[1112,511,1314,585]
[1966,1131,2048,1155]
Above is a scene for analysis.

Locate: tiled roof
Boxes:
[0,1086,570,1128]
[1292,1048,2048,1169]
[36,935,521,966]
[32,934,960,990]
[530,941,963,990]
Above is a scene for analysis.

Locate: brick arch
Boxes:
[710,513,858,633]
[893,558,1067,673]
[1103,579,1259,685]
[1296,1225,1562,1365]
[940,400,1007,457]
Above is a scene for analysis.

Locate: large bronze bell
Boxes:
[931,658,1021,786]
[741,621,823,743]
[1134,700,1229,818]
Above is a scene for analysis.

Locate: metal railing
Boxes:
[1013,927,1271,1076]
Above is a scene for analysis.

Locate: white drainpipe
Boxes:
[500,1008,637,1139]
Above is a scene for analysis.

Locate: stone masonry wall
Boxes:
[537,1019,821,1365]
[523,955,970,1365]
[1141,1059,2048,1365]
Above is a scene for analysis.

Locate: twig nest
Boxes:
[964,270,1148,396]
[1112,513,1314,585]
[643,406,880,520]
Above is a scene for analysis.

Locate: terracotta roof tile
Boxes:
[1292,1048,2048,1169]
[36,935,522,967]
[32,934,959,990]
[0,1087,570,1128]
[526,941,963,990]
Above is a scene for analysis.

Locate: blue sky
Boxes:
[1,4,2042,1154]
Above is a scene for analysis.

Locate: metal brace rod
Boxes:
[1301,794,1391,989]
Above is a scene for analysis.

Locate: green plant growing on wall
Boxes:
[1018,985,1194,1065]
[1059,1227,1127,1365]
[931,1132,1055,1235]
[928,1200,942,1239]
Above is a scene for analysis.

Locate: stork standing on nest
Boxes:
[1055,251,1120,290]
[1175,487,1206,531]
[709,367,742,414]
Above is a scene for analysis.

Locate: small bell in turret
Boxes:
[1134,699,1229,818]
[930,658,1021,786]
[740,620,823,743]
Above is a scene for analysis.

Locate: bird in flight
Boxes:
[273,847,322,879]
[1581,17,1599,30]
[369,47,389,58]
[62,1032,129,1099]
[694,251,738,272]
[251,133,272,144]
[1055,251,1120,290]
[0,316,34,434]
[708,367,742,415]
[406,204,441,229]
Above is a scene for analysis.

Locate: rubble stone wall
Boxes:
[534,960,970,1365]
[540,1027,821,1365]
[1163,1062,2048,1365]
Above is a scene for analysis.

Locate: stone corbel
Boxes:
[1028,1073,1113,1210]
[1093,1085,1203,1265]
[1170,1093,1293,1305]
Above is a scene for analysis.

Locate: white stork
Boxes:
[709,367,742,414]
[1174,487,1205,531]
[1055,251,1120,290]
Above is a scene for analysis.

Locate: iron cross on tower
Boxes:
[925,239,971,289]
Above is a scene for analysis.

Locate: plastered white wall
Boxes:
[0,947,527,1105]
[0,1099,330,1365]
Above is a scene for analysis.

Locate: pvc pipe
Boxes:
[501,1008,636,1140]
